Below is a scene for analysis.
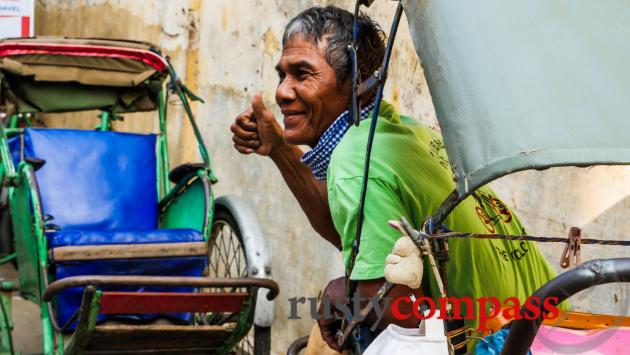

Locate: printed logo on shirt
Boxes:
[472,191,513,233]
[428,139,451,171]
[494,241,529,262]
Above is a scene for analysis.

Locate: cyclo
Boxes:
[0,37,277,354]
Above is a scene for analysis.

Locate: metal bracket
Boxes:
[560,227,582,269]
[401,217,449,302]
[356,68,384,98]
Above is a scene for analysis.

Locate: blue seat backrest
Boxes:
[20,128,158,231]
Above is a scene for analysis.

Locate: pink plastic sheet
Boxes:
[531,325,630,354]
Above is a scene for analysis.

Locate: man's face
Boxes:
[275,34,351,147]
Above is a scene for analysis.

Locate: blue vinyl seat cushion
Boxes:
[49,228,208,329]
[47,228,204,248]
[15,128,159,231]
[54,255,208,330]
[6,128,209,330]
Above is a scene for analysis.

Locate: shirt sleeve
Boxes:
[328,176,411,281]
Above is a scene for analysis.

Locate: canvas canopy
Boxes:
[403,0,630,199]
[0,37,168,115]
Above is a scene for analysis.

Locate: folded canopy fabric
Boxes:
[0,37,167,114]
[404,0,630,198]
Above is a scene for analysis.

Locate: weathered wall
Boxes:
[491,167,630,316]
[34,0,628,353]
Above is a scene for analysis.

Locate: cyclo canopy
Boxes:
[0,37,168,115]
[403,0,630,200]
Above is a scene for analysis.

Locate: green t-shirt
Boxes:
[327,100,560,329]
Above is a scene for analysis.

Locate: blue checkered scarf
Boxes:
[301,100,376,180]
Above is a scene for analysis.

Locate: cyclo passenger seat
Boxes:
[9,128,208,330]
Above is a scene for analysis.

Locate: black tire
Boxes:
[253,325,271,355]
[209,209,271,355]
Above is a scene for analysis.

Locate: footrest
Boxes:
[52,277,280,353]
[87,324,234,353]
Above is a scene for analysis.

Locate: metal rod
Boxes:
[164,57,211,168]
[337,281,395,348]
[429,231,630,246]
[157,89,170,199]
[0,253,16,266]
[287,335,309,355]
[42,276,280,302]
[340,1,405,349]
[348,0,404,294]
[349,0,361,126]
[428,190,461,227]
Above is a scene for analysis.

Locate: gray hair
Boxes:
[282,6,385,87]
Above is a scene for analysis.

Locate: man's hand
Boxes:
[317,275,425,352]
[231,93,283,156]
[317,276,347,352]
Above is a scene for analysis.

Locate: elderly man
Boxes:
[232,5,559,353]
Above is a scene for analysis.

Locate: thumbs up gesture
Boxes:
[231,93,283,156]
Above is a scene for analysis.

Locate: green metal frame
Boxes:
[59,285,258,355]
[157,90,170,200]
[63,287,100,355]
[9,114,32,129]
[0,281,15,354]
[6,159,59,354]
[165,58,217,183]
[159,170,214,240]
[0,100,67,355]
[214,290,257,355]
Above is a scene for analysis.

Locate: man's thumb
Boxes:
[251,93,268,119]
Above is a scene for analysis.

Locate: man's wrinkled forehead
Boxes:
[275,34,329,73]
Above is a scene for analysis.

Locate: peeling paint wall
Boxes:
[34,1,628,353]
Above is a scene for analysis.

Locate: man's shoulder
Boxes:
[333,113,440,161]
[328,112,442,182]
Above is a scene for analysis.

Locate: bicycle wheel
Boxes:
[207,209,271,355]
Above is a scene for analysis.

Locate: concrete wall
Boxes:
[34,0,628,353]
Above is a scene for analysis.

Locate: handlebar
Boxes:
[42,275,280,302]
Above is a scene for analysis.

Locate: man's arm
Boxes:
[268,141,342,248]
[231,94,342,248]
[317,175,427,350]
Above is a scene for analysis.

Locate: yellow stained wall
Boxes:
[34,1,630,353]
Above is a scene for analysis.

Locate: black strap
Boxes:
[346,0,404,283]
[339,1,405,349]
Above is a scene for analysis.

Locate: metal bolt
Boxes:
[264,266,271,275]
[252,267,258,275]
